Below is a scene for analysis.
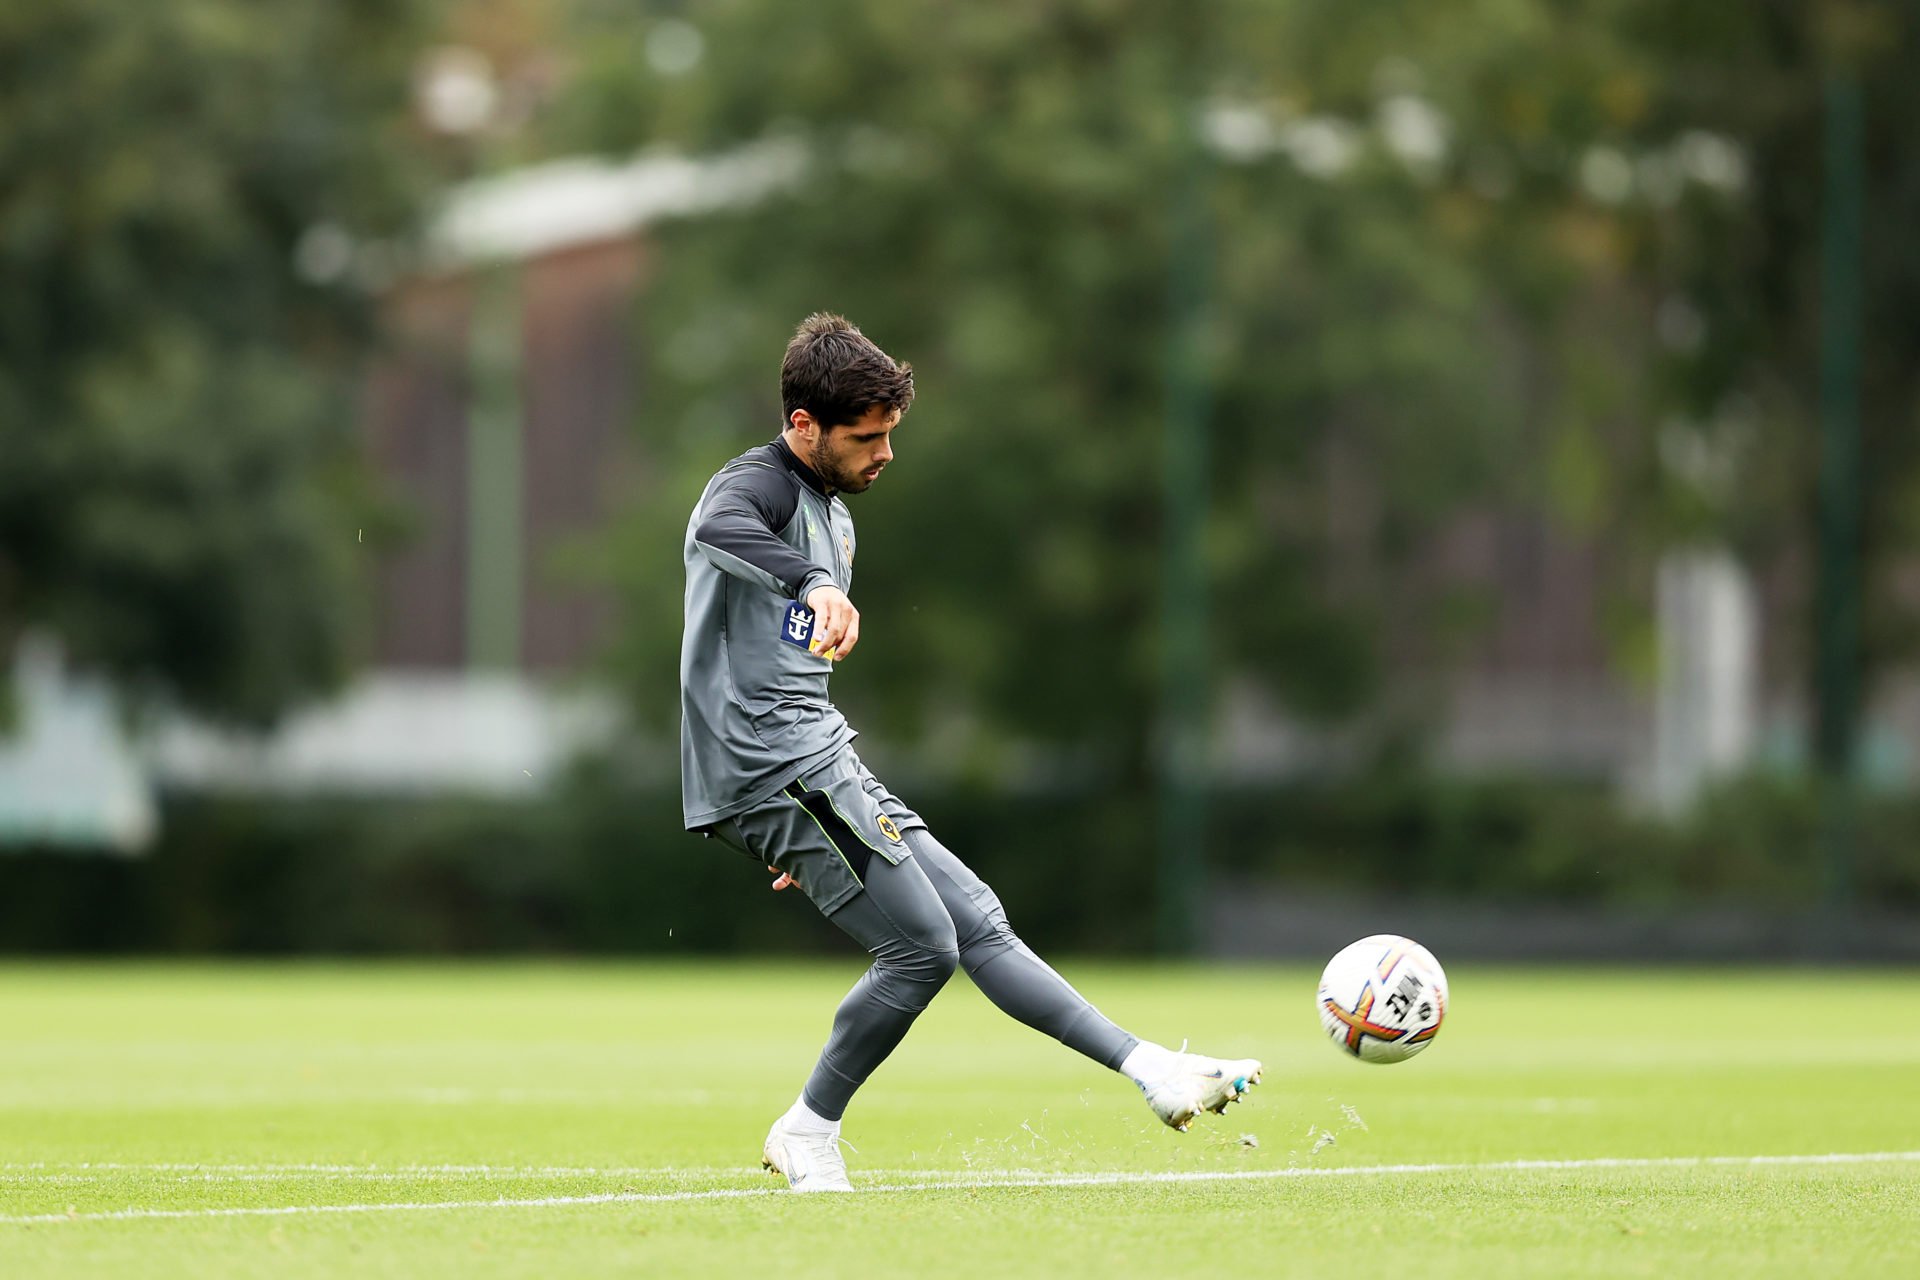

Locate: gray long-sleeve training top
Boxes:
[679,437,860,829]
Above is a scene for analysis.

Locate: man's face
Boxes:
[801,405,899,494]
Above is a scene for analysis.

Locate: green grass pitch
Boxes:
[3,959,1917,1278]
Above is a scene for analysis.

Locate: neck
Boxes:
[777,431,831,495]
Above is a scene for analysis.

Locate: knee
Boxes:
[953,886,1022,969]
[881,917,958,994]
[860,853,959,994]
[905,930,960,989]
[866,937,956,1016]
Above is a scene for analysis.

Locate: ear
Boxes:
[788,409,817,437]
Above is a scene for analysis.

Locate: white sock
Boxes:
[1120,1040,1178,1087]
[782,1095,840,1135]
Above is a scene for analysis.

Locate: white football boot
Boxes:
[762,1115,855,1192]
[1135,1048,1263,1133]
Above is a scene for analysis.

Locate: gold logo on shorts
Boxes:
[877,815,902,842]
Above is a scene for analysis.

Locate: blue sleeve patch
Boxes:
[779,601,816,650]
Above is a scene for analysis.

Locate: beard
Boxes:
[806,437,878,493]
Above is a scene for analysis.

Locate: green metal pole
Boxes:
[467,264,524,670]
[1814,73,1863,915]
[1156,103,1213,955]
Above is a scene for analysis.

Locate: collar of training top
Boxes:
[773,435,832,496]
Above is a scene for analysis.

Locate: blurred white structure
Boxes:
[149,674,619,795]
[0,637,155,852]
[1643,548,1758,810]
[0,639,619,838]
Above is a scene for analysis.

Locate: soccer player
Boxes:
[680,313,1260,1192]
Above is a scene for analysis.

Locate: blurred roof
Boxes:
[428,140,805,266]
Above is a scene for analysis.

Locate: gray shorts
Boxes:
[707,746,924,914]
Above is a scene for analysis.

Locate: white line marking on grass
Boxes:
[0,1162,718,1177]
[1,1188,780,1224]
[3,1151,1917,1225]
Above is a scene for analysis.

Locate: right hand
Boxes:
[805,585,859,661]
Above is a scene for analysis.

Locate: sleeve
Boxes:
[693,464,836,601]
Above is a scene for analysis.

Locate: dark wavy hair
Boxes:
[779,313,915,429]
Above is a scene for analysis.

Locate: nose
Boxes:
[875,437,893,464]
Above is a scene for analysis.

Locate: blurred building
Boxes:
[148,147,802,800]
[362,142,801,674]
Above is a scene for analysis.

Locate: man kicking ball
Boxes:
[679,313,1260,1192]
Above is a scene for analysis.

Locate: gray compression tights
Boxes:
[802,829,1137,1121]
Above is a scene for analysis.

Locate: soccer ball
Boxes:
[1317,934,1448,1064]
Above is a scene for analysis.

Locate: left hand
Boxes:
[768,865,796,891]
[804,584,859,661]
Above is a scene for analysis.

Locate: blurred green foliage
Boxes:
[4,0,1920,912]
[1554,3,1920,734]
[4,0,1915,757]
[571,0,1533,776]
[0,0,437,726]
[538,0,1920,784]
[3,768,1915,954]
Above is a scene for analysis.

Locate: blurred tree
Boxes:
[564,0,1555,785]
[556,0,1919,792]
[1601,1,1920,770]
[0,0,435,726]
[1375,0,1920,767]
